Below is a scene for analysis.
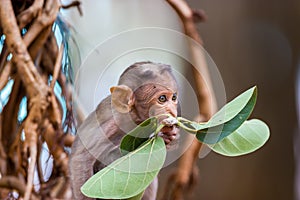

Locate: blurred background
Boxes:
[182,1,299,200]
[62,0,299,199]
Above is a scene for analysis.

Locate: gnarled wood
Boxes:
[0,0,81,199]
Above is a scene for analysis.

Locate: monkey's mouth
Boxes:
[158,125,179,146]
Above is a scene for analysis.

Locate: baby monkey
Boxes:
[70,61,180,200]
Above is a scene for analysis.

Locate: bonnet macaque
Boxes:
[70,61,180,200]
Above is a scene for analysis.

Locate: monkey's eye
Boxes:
[172,93,177,101]
[158,95,167,103]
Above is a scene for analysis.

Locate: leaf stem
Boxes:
[177,122,198,133]
[176,117,206,133]
[155,124,165,135]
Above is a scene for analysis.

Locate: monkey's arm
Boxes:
[70,135,96,200]
[70,98,123,200]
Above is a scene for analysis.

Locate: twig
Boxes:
[36,139,45,185]
[17,0,44,29]
[0,44,8,73]
[28,26,52,61]
[0,62,11,91]
[49,42,64,127]
[167,0,203,43]
[0,0,43,97]
[1,76,23,155]
[62,0,83,16]
[50,44,64,89]
[42,119,69,175]
[23,122,38,200]
[192,9,207,23]
[0,38,10,91]
[23,0,60,50]
[49,177,68,198]
[0,0,53,92]
[62,133,75,147]
[8,122,25,174]
[0,176,26,196]
[49,92,63,128]
[41,31,58,73]
[0,114,7,175]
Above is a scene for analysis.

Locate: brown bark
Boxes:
[0,0,81,199]
[0,176,25,196]
[17,0,44,29]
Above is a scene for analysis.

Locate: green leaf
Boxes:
[120,117,158,155]
[202,86,257,128]
[209,119,270,156]
[81,137,166,199]
[127,191,144,200]
[196,86,257,144]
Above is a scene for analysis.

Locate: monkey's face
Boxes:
[111,61,180,146]
[134,84,179,146]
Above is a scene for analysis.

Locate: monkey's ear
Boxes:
[110,85,134,113]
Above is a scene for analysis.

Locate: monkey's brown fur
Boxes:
[70,62,179,200]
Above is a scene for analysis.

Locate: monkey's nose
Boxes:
[168,105,177,117]
[148,104,177,117]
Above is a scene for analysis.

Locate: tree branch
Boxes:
[50,44,64,89]
[0,0,45,97]
[28,25,52,61]
[0,62,12,91]
[0,44,8,73]
[1,76,23,157]
[62,0,83,16]
[23,123,38,200]
[17,0,44,30]
[0,1,68,199]
[0,0,75,199]
[0,176,25,196]
[23,0,60,48]
[0,114,7,175]
[165,0,217,199]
